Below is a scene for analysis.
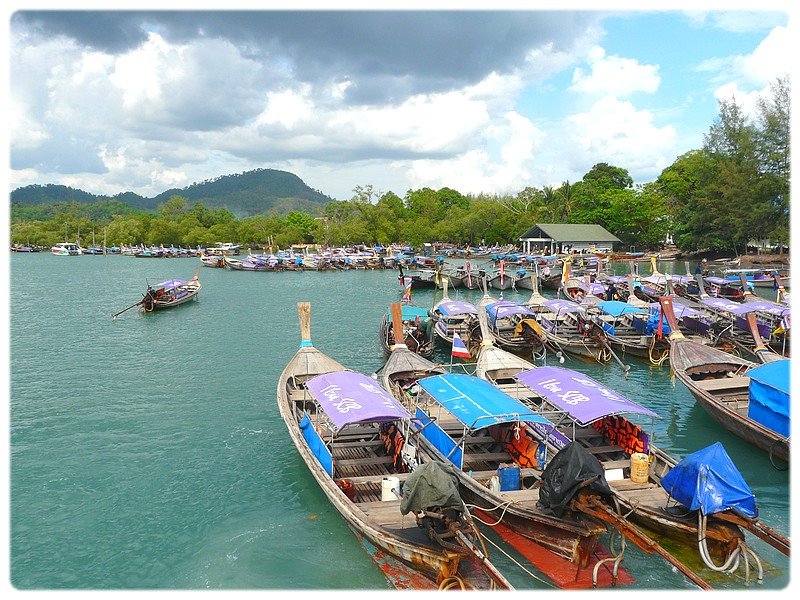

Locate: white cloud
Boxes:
[686,11,788,34]
[407,111,542,194]
[732,25,790,86]
[257,87,314,129]
[563,96,677,178]
[569,46,660,97]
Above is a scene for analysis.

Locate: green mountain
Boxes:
[10,168,335,217]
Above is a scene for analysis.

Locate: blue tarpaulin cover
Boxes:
[748,359,790,437]
[660,442,757,518]
[597,300,647,317]
[417,373,550,431]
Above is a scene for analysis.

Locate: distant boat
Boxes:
[51,242,82,256]
[204,242,241,256]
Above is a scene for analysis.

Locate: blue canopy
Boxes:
[748,359,790,437]
[596,300,647,317]
[660,442,757,518]
[388,305,430,323]
[417,373,549,431]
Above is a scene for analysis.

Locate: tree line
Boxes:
[10,76,789,255]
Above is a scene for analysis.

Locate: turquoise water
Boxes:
[9,254,790,590]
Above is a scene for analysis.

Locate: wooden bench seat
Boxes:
[693,376,750,391]
[585,444,624,455]
[336,456,394,467]
[463,452,513,464]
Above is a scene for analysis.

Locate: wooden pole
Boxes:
[298,302,311,344]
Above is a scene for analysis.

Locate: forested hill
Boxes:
[10,168,334,217]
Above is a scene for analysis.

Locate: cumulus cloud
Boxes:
[563,96,677,179]
[569,46,660,96]
[7,10,790,199]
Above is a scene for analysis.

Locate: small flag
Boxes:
[451,332,471,358]
[402,277,412,301]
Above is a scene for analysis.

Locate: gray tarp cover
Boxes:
[537,442,613,517]
[400,461,464,515]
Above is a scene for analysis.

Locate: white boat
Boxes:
[203,242,241,256]
[51,242,82,256]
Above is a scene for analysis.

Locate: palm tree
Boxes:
[557,181,575,222]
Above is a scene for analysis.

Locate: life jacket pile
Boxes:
[379,422,408,473]
[490,422,543,469]
[592,415,649,455]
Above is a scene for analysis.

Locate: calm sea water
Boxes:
[9,253,791,590]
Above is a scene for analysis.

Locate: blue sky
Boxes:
[5,3,794,202]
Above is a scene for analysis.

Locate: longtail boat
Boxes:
[429,280,479,350]
[141,270,201,311]
[278,302,512,590]
[659,296,790,464]
[378,306,628,589]
[379,303,435,359]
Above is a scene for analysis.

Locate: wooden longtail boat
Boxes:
[399,371,612,568]
[141,271,201,311]
[377,306,629,588]
[278,302,512,590]
[580,299,672,365]
[659,297,790,463]
[481,298,546,356]
[526,298,612,363]
[507,365,789,585]
[379,303,435,358]
[429,281,479,349]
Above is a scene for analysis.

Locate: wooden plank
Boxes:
[693,376,750,391]
[463,452,512,463]
[344,472,413,485]
[337,456,394,467]
[333,439,384,448]
[601,460,630,469]
[585,445,624,455]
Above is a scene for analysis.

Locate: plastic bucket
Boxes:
[498,465,521,491]
[630,453,649,483]
[381,476,400,501]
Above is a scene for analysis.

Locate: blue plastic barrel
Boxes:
[498,465,521,491]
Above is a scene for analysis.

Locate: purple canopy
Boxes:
[742,300,790,317]
[306,371,410,432]
[515,366,658,426]
[670,275,693,284]
[154,278,187,290]
[650,301,702,320]
[487,301,534,319]
[543,298,584,314]
[604,275,628,284]
[701,297,748,314]
[704,276,728,285]
[436,300,478,316]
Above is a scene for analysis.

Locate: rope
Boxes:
[438,575,466,590]
[465,501,516,526]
